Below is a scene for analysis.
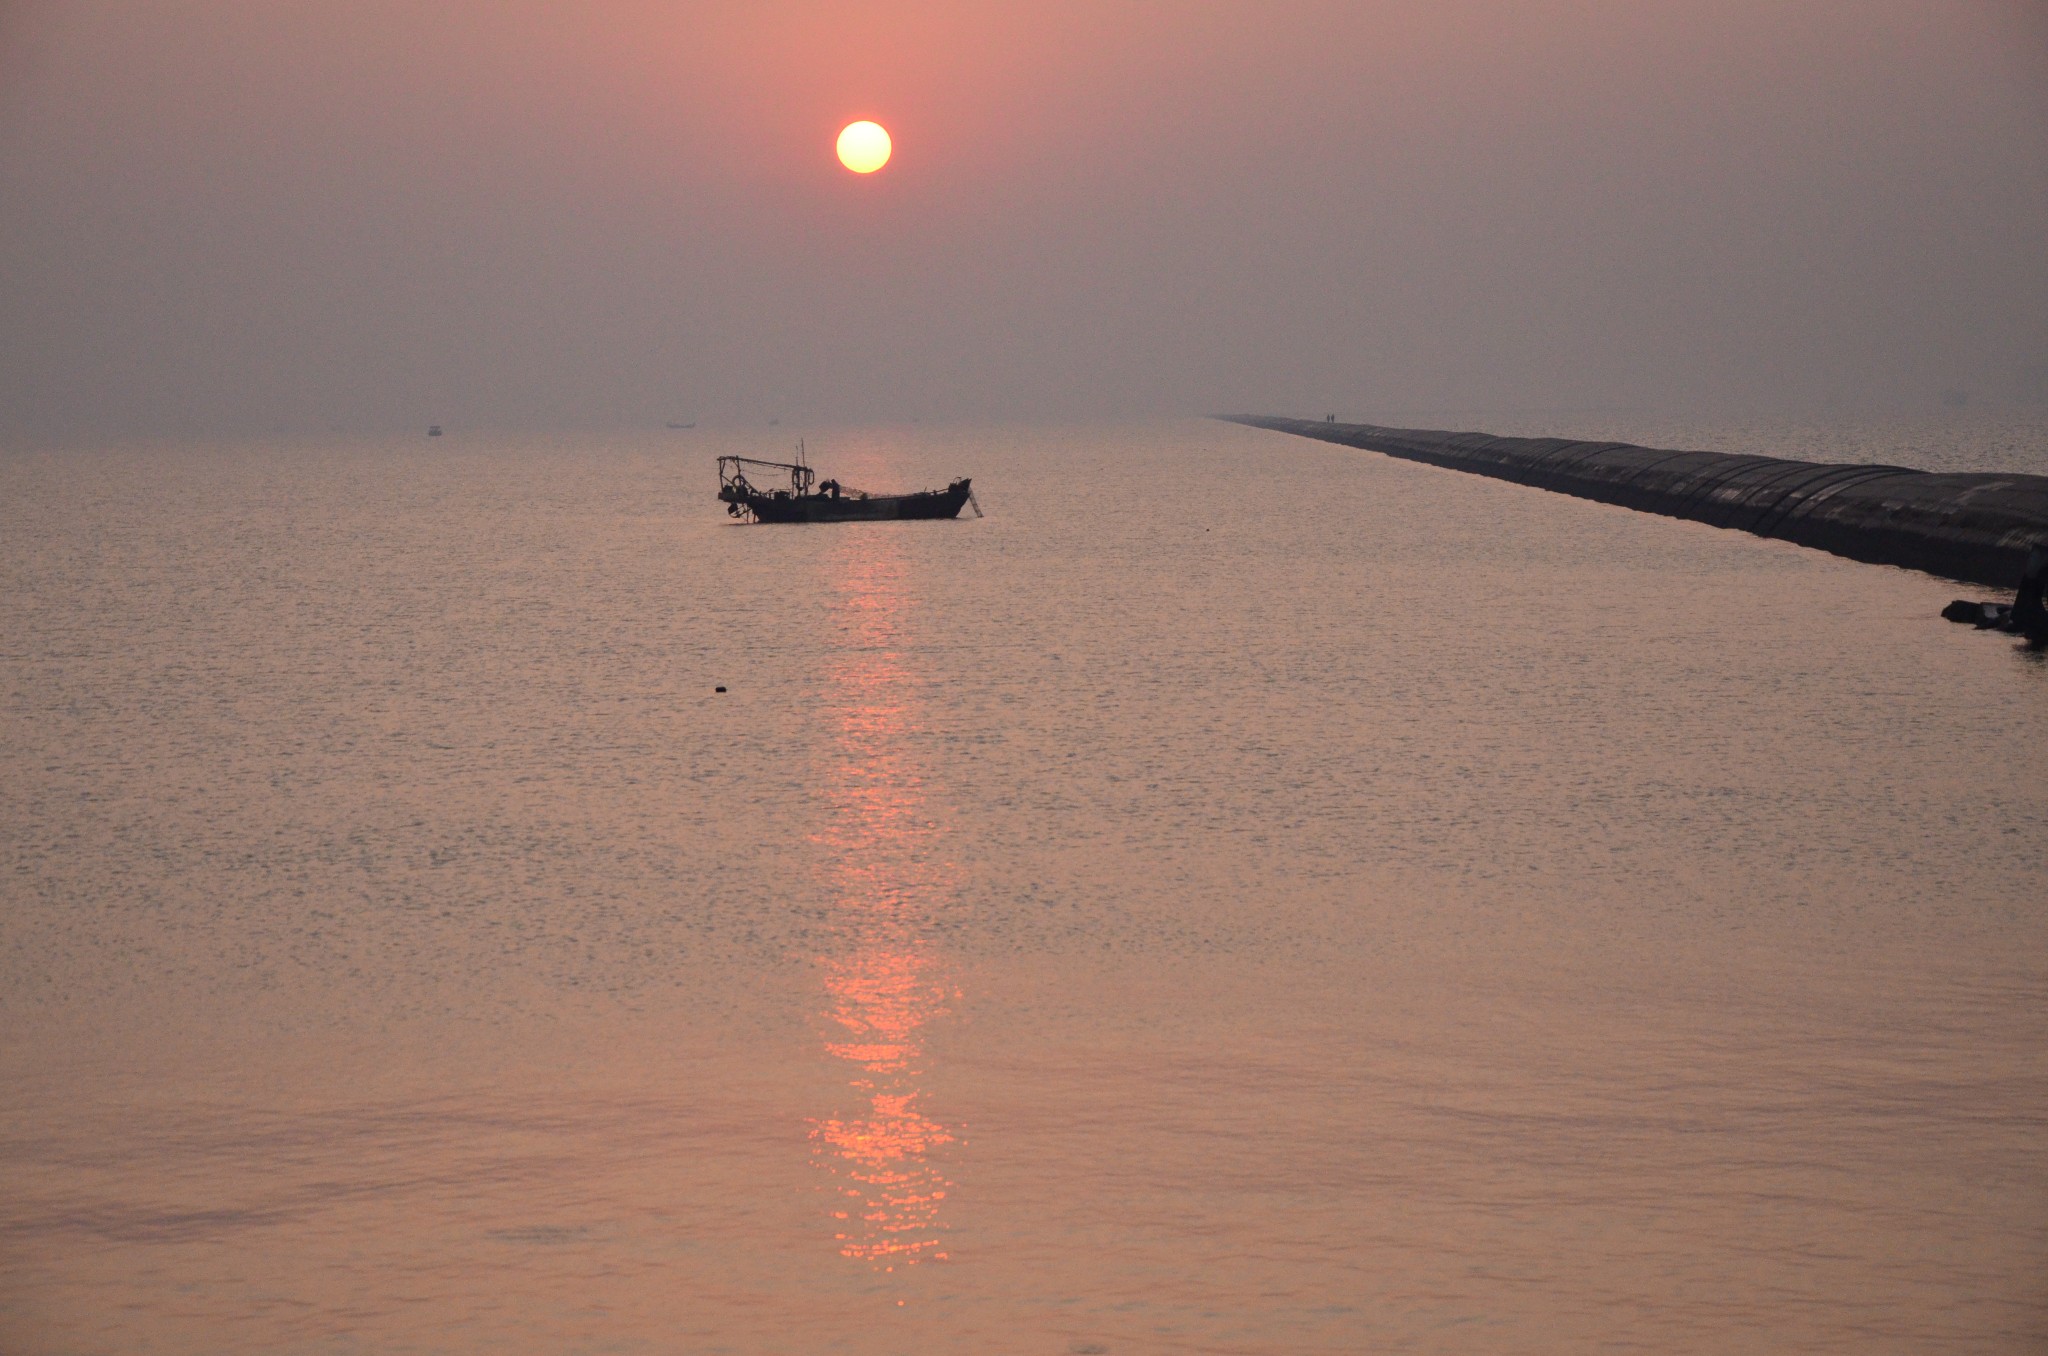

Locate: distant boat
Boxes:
[427,425,443,437]
[718,443,976,523]
[666,421,696,429]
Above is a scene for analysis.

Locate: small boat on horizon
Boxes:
[666,421,696,429]
[717,444,976,523]
[427,425,443,437]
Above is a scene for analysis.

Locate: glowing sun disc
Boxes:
[836,120,892,174]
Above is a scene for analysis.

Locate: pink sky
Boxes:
[1,0,2044,433]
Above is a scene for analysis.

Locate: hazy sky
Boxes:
[2,0,2044,436]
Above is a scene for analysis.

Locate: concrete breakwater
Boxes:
[1226,416,2048,589]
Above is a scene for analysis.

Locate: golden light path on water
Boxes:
[808,531,957,1269]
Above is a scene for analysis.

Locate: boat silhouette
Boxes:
[718,444,975,523]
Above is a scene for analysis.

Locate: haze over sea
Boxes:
[3,413,2046,1354]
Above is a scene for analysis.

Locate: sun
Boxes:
[836,121,892,174]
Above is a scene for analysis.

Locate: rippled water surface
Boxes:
[3,417,2046,1353]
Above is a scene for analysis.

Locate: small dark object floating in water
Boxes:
[717,442,977,523]
[427,425,443,437]
[667,421,696,429]
[1943,543,2047,643]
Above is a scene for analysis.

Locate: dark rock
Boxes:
[1943,599,1995,624]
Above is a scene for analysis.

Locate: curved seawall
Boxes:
[1226,416,2048,589]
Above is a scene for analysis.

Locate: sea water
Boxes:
[3,415,2045,1353]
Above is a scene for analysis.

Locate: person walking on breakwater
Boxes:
[2014,544,2048,641]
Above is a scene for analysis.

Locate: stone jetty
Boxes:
[1226,416,2048,589]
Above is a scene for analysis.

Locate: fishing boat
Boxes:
[717,444,976,523]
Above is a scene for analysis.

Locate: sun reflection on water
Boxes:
[808,536,957,1269]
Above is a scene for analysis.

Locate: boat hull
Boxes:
[734,479,972,523]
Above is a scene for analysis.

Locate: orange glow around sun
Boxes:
[836,120,892,174]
